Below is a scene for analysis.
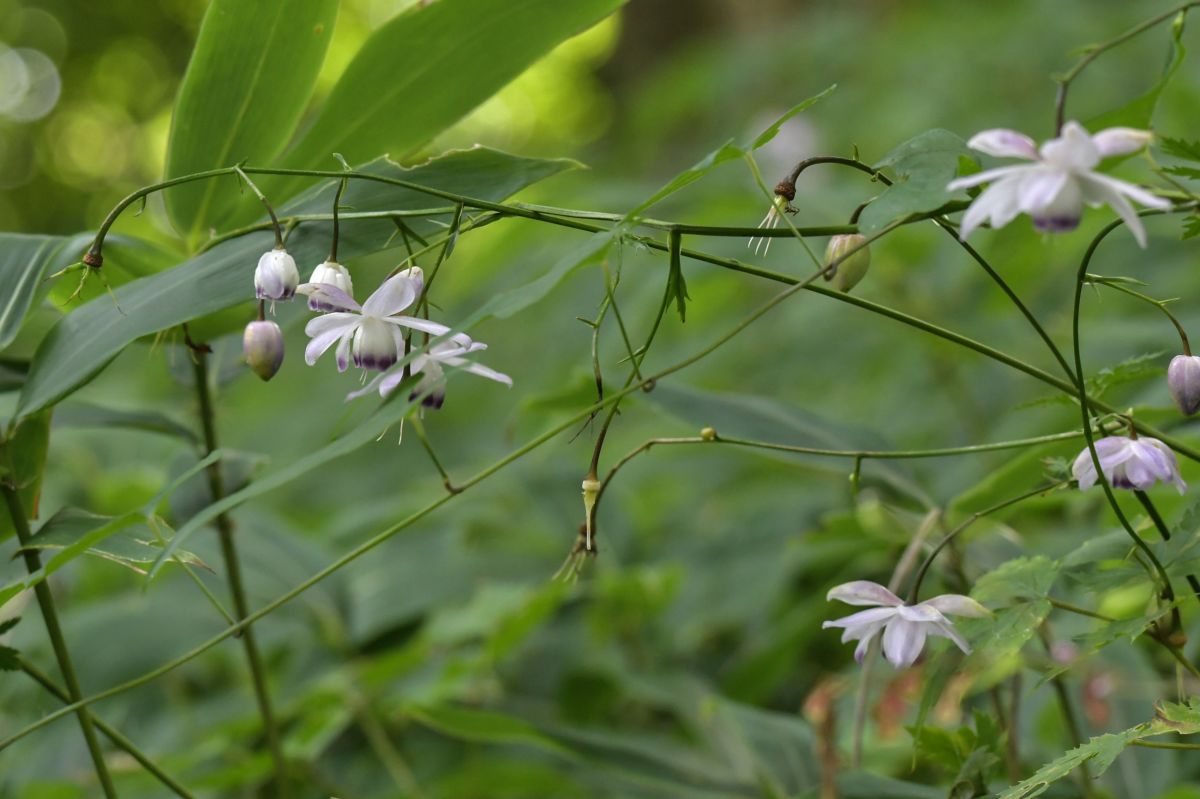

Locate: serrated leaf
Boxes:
[973,556,1059,603]
[1160,136,1200,162]
[165,0,339,243]
[858,129,972,234]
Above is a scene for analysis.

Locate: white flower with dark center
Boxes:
[347,332,512,407]
[298,267,446,372]
[1072,435,1186,494]
[822,580,988,668]
[254,248,299,302]
[947,122,1170,247]
[306,260,354,311]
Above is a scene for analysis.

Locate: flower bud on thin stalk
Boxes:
[307,260,354,311]
[243,320,284,381]
[254,248,299,306]
[1168,354,1200,416]
[823,234,870,292]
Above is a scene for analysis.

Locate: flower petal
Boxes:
[1083,176,1149,247]
[383,316,453,337]
[1016,168,1069,213]
[822,606,898,632]
[304,316,358,366]
[1092,127,1154,158]
[362,273,418,318]
[966,129,1038,160]
[921,594,989,618]
[947,165,1032,192]
[929,620,971,654]
[826,580,903,607]
[958,176,1023,239]
[441,356,513,387]
[296,282,361,313]
[882,617,926,668]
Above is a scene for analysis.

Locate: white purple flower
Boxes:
[1168,355,1200,416]
[348,332,512,407]
[822,580,988,668]
[298,267,447,372]
[254,248,299,302]
[948,122,1170,247]
[1072,435,1186,493]
[306,260,354,311]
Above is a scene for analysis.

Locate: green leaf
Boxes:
[625,85,835,216]
[0,409,51,542]
[408,705,575,758]
[972,556,1059,603]
[1085,17,1186,132]
[998,705,1200,799]
[1161,136,1200,163]
[273,0,627,198]
[0,234,73,350]
[164,0,338,243]
[15,508,207,574]
[859,129,972,234]
[667,228,689,323]
[17,148,578,419]
[487,231,613,320]
[53,402,199,444]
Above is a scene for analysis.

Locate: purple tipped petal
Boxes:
[826,580,903,607]
[362,273,419,318]
[921,594,989,618]
[966,129,1039,160]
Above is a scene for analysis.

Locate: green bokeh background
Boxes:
[3,1,1200,797]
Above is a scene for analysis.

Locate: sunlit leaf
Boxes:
[859,129,972,234]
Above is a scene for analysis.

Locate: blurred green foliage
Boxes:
[5,1,1200,798]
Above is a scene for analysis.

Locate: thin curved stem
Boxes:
[1072,219,1182,626]
[190,351,288,796]
[1087,276,1191,355]
[1054,2,1199,133]
[2,485,119,797]
[18,658,196,798]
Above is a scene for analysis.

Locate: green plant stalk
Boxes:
[18,657,196,798]
[1,484,120,798]
[0,255,880,750]
[190,351,288,796]
[1072,220,1185,629]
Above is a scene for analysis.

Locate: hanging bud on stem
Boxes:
[254,248,299,304]
[824,234,871,292]
[243,320,285,381]
[1168,354,1200,416]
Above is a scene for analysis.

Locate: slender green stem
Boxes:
[328,176,347,262]
[1087,276,1191,355]
[1054,2,1198,133]
[1133,490,1200,600]
[1047,597,1115,621]
[18,657,195,798]
[2,484,119,798]
[412,418,458,494]
[1132,740,1200,751]
[1072,220,1181,620]
[0,255,861,750]
[232,167,283,249]
[190,351,289,797]
[907,481,1068,603]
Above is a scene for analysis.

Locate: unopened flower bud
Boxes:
[243,320,284,381]
[1168,354,1200,415]
[307,260,354,311]
[254,248,299,302]
[700,426,717,441]
[824,234,870,292]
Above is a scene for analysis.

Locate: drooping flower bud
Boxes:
[1168,354,1200,415]
[307,260,354,311]
[824,234,870,292]
[243,320,284,381]
[254,248,299,302]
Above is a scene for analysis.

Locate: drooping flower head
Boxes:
[822,580,988,668]
[1072,435,1186,494]
[306,260,354,312]
[298,267,445,372]
[948,122,1170,247]
[254,248,299,302]
[1168,354,1200,416]
[347,331,512,407]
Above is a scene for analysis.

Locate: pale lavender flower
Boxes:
[1168,354,1200,416]
[948,122,1169,247]
[254,248,299,302]
[822,580,988,668]
[1071,435,1185,493]
[298,267,448,372]
[306,260,354,312]
[347,332,511,407]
